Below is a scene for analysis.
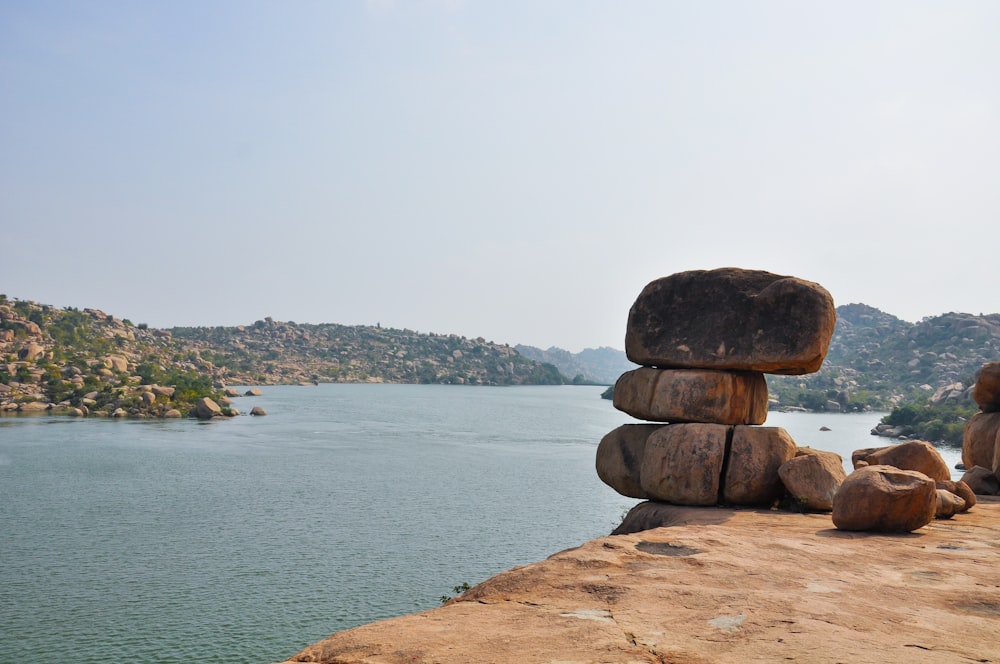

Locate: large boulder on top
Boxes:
[964,412,1000,470]
[723,426,797,505]
[612,367,768,425]
[596,424,664,499]
[853,440,950,481]
[973,361,1000,412]
[777,447,847,511]
[832,465,937,532]
[640,423,728,506]
[624,268,836,375]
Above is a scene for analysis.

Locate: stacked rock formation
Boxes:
[597,268,837,508]
[598,268,979,534]
[960,361,1000,495]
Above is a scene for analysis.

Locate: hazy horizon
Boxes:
[3,2,998,352]
[2,287,995,355]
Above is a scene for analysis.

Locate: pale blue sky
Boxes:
[2,1,997,351]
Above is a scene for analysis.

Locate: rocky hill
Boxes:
[0,297,218,417]
[514,344,635,384]
[767,303,1000,412]
[170,318,564,386]
[4,292,998,426]
[0,296,565,418]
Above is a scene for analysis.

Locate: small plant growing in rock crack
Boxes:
[439,582,472,604]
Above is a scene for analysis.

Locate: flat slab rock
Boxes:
[280,499,1000,664]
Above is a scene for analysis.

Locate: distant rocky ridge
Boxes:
[4,290,999,420]
[170,318,563,386]
[0,296,567,418]
[513,344,635,385]
[769,303,1000,411]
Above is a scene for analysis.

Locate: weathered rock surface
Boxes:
[596,424,664,499]
[625,268,836,375]
[936,480,976,511]
[18,342,45,361]
[778,447,847,511]
[832,465,937,532]
[250,406,268,416]
[854,440,951,482]
[640,423,728,505]
[962,411,1000,470]
[195,397,222,419]
[972,360,1000,412]
[935,489,967,519]
[104,354,129,372]
[281,500,1000,664]
[723,426,797,505]
[612,367,768,425]
[961,465,1000,495]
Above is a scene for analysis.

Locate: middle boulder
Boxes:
[613,366,768,425]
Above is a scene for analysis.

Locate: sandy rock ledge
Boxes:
[279,499,1000,664]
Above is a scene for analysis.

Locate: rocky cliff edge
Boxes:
[279,500,1000,664]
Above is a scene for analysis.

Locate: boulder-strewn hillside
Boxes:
[514,345,636,385]
[0,296,567,417]
[768,303,1000,412]
[170,318,564,386]
[0,297,219,417]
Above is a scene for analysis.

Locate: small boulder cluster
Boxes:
[196,387,268,419]
[959,361,1000,495]
[598,268,842,510]
[600,268,978,534]
[835,440,975,531]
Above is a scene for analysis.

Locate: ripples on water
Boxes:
[0,385,961,663]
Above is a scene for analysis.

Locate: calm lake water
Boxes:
[0,385,962,663]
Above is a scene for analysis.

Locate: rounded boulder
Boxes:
[832,465,937,533]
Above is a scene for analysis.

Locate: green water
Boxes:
[0,385,958,663]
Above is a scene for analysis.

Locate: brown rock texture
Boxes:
[595,424,665,499]
[962,411,1000,470]
[856,440,951,482]
[934,489,966,519]
[832,465,937,532]
[961,465,1000,495]
[778,448,847,511]
[281,500,1000,664]
[195,396,222,419]
[612,367,768,425]
[624,268,836,375]
[723,426,797,505]
[972,360,1000,412]
[640,423,728,505]
[936,480,976,511]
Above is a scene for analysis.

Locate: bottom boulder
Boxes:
[777,448,847,512]
[832,465,937,533]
